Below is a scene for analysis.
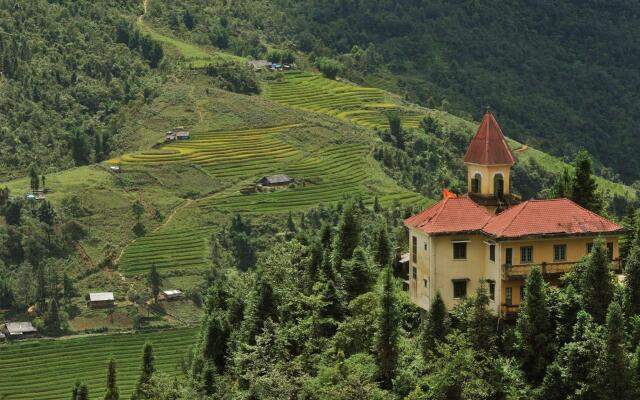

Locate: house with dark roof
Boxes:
[256,174,295,190]
[2,321,38,339]
[404,111,623,317]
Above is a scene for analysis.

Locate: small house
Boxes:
[89,292,115,309]
[2,322,37,339]
[175,131,190,140]
[163,289,185,301]
[109,165,121,173]
[165,131,177,142]
[256,174,295,191]
[248,60,271,71]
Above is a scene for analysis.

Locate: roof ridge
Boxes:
[484,200,529,236]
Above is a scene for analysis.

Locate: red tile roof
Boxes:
[404,197,491,234]
[464,111,515,166]
[406,198,623,238]
[482,198,622,238]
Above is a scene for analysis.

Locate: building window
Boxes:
[453,242,467,260]
[554,244,567,261]
[471,173,481,193]
[505,287,513,306]
[505,248,513,265]
[520,246,533,263]
[423,278,428,288]
[494,173,505,197]
[412,236,417,263]
[607,242,614,261]
[424,243,428,251]
[520,285,526,302]
[412,267,417,280]
[453,280,467,298]
[489,244,496,262]
[586,243,594,254]
[488,281,496,300]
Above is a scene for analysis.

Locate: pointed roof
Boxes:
[404,197,492,234]
[464,111,515,166]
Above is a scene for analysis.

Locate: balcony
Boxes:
[502,259,622,280]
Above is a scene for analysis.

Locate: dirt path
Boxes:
[516,144,529,153]
[154,199,193,233]
[138,0,149,24]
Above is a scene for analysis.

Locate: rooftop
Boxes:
[260,174,294,184]
[4,321,37,335]
[406,198,623,239]
[89,292,114,302]
[464,111,515,166]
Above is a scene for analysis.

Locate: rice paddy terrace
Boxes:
[265,71,427,130]
[0,328,198,400]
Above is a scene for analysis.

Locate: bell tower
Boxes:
[464,111,517,213]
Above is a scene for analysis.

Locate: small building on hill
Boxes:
[256,174,295,191]
[165,127,190,142]
[89,292,115,309]
[175,131,190,140]
[2,321,37,339]
[248,59,271,71]
[163,289,185,301]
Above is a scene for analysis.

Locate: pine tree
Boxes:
[343,246,373,299]
[147,265,161,304]
[550,167,572,198]
[373,195,382,213]
[104,356,120,400]
[375,267,399,389]
[581,239,614,324]
[421,291,448,360]
[47,297,61,334]
[133,342,155,399]
[29,166,39,191]
[515,267,555,383]
[604,302,632,399]
[244,273,277,345]
[75,383,89,400]
[620,207,638,263]
[63,273,75,303]
[286,211,296,233]
[468,281,495,352]
[201,314,229,373]
[387,112,404,149]
[571,150,602,212]
[35,265,47,312]
[374,226,392,268]
[625,238,640,316]
[333,203,361,265]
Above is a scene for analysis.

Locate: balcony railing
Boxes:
[503,259,622,279]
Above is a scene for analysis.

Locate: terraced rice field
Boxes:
[118,227,212,274]
[116,125,303,179]
[265,72,426,129]
[199,144,424,214]
[0,328,198,400]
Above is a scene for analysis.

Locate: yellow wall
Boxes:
[466,163,512,195]
[408,229,621,313]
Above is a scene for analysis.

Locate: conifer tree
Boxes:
[30,166,39,191]
[286,211,296,233]
[571,150,602,212]
[604,302,632,399]
[515,267,555,383]
[550,167,572,198]
[132,342,155,399]
[468,281,495,352]
[104,356,120,400]
[244,273,277,345]
[625,238,640,316]
[581,239,614,324]
[620,207,638,263]
[201,314,229,373]
[72,382,89,400]
[47,297,61,334]
[375,267,399,389]
[374,226,392,268]
[344,246,373,299]
[333,203,361,265]
[421,291,448,360]
[147,265,161,304]
[373,195,382,213]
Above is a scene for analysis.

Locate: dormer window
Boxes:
[471,173,482,193]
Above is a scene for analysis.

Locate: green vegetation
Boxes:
[0,328,198,400]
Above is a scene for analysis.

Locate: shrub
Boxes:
[205,61,261,94]
[316,57,343,79]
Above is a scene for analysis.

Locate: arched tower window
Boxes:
[471,173,482,193]
[494,173,505,197]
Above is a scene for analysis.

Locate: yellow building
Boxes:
[404,112,623,316]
